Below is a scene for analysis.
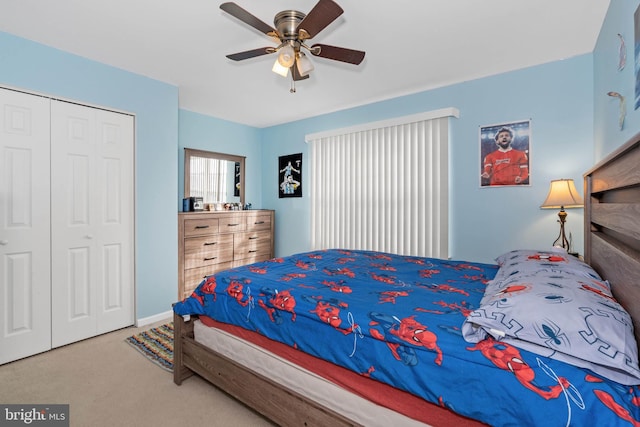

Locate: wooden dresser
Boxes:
[178,210,275,300]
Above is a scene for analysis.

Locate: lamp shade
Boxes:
[296,52,314,76]
[272,59,289,77]
[540,179,584,209]
[277,44,295,68]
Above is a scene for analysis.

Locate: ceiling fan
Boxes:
[220,0,365,89]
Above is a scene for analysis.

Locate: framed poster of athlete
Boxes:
[479,120,531,187]
[234,162,241,197]
[278,153,302,198]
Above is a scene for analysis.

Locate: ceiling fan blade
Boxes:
[291,64,310,81]
[226,47,275,61]
[220,2,278,37]
[310,44,365,65]
[297,0,344,39]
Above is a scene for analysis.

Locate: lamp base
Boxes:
[552,209,570,250]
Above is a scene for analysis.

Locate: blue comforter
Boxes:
[173,249,640,427]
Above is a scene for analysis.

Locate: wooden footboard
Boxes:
[172,312,362,427]
[172,311,195,385]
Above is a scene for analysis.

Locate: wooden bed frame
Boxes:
[584,132,640,350]
[173,133,640,427]
[172,314,360,426]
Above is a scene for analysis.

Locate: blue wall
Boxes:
[594,0,640,159]
[255,0,640,263]
[260,56,594,263]
[178,110,263,208]
[0,32,179,321]
[4,0,639,320]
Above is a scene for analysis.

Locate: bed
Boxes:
[172,133,640,427]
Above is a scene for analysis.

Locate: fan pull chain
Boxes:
[290,78,296,93]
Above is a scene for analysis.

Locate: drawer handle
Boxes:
[204,256,217,261]
[227,223,240,226]
[195,225,210,229]
[203,242,217,246]
[248,236,259,240]
[248,250,258,253]
[254,221,265,225]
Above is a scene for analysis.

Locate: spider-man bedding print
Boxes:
[173,249,640,427]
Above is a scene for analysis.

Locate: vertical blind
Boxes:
[307,109,457,259]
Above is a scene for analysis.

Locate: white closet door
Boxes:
[50,100,134,347]
[0,88,51,364]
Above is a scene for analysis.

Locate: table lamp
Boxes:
[540,179,584,250]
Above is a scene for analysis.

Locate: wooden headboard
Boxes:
[584,132,640,351]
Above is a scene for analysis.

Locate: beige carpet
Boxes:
[0,320,275,427]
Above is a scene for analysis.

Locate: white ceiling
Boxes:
[0,0,611,128]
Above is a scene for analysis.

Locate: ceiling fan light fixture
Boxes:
[296,52,314,76]
[277,43,295,68]
[221,1,365,86]
[272,58,289,77]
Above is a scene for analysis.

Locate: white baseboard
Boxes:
[136,310,173,327]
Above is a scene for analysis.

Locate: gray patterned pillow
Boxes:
[463,249,640,385]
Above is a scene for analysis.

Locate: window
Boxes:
[306,108,458,258]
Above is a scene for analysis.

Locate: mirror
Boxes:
[184,148,245,208]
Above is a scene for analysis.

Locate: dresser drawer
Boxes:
[184,234,234,269]
[246,214,272,231]
[233,230,272,260]
[184,218,219,237]
[183,262,233,299]
[219,218,246,234]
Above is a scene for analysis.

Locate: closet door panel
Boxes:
[94,108,134,334]
[51,103,97,346]
[0,88,51,364]
[51,101,134,347]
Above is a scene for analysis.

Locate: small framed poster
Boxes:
[234,161,241,197]
[278,153,302,198]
